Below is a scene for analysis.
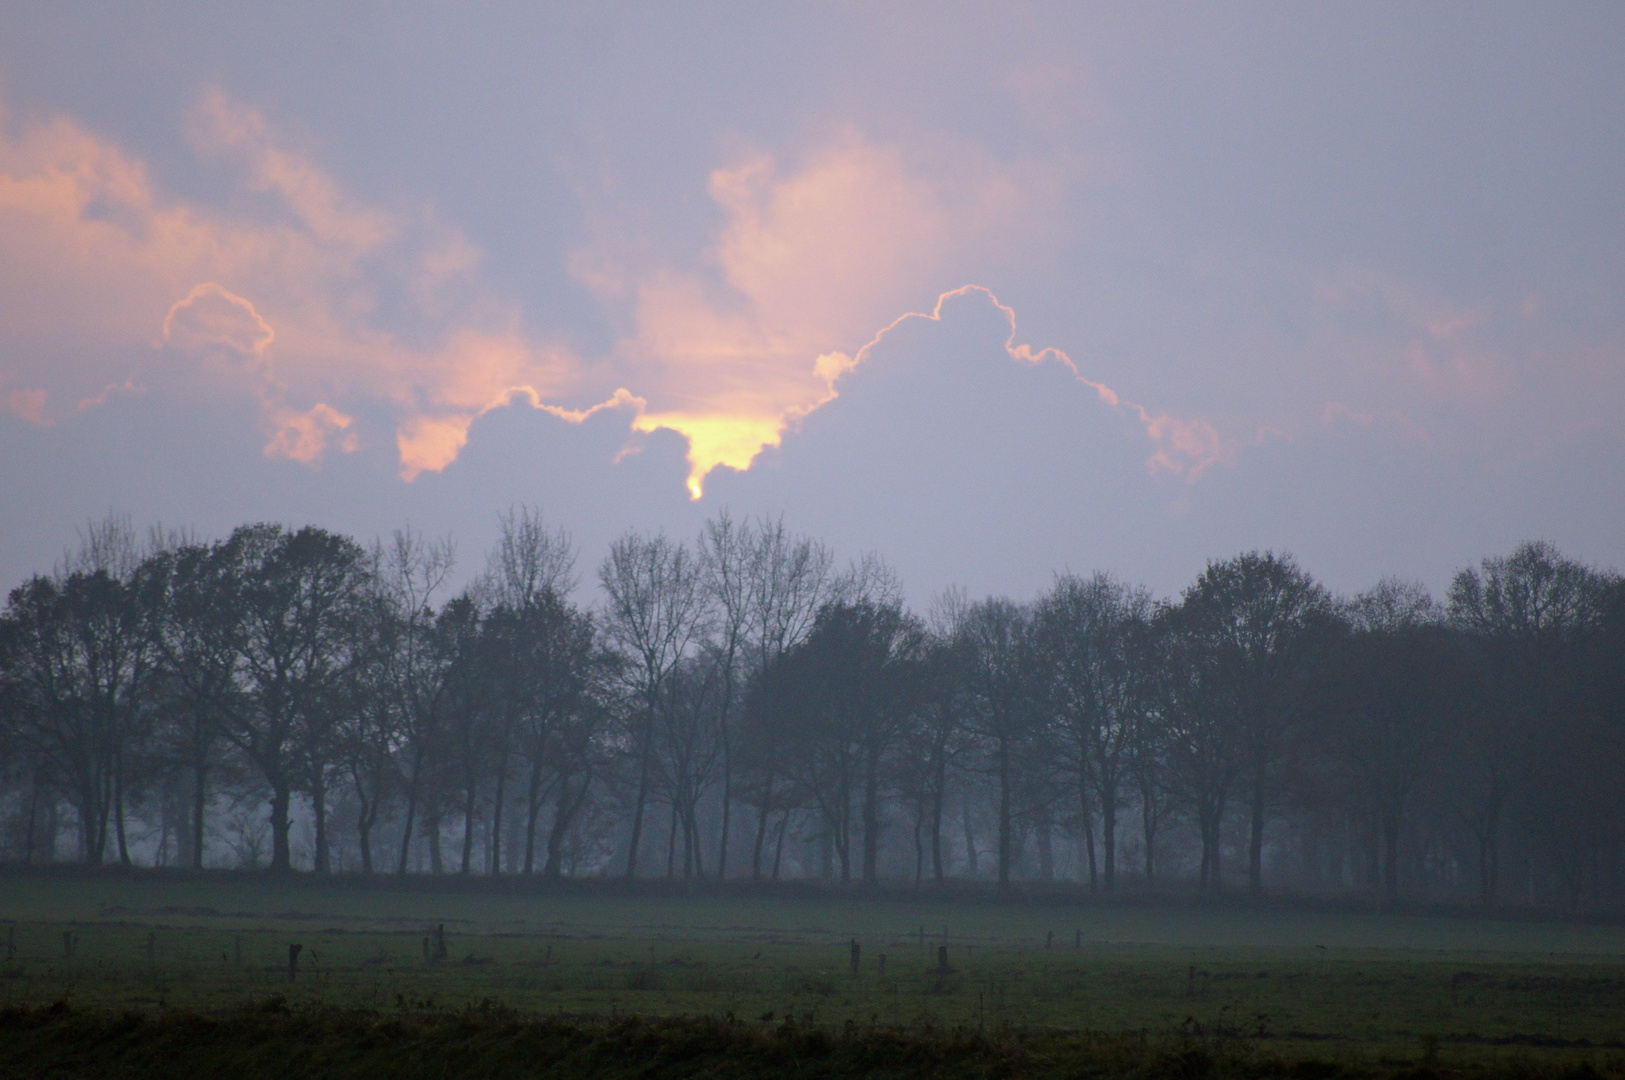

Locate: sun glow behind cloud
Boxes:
[591,132,1023,497]
[0,89,1254,494]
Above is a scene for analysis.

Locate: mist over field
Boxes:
[2,4,1624,1077]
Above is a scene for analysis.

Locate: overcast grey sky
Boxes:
[2,3,1621,604]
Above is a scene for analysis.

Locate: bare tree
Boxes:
[1154,600,1243,894]
[148,541,244,868]
[1125,665,1171,884]
[739,520,834,880]
[959,597,1035,890]
[62,512,142,582]
[2,576,113,862]
[338,605,397,873]
[1180,552,1332,893]
[651,655,727,877]
[485,590,604,878]
[1032,573,1155,892]
[476,506,579,874]
[479,505,577,608]
[598,530,708,878]
[436,594,494,874]
[2,514,165,867]
[1449,542,1616,905]
[1320,580,1454,901]
[222,525,370,873]
[697,512,749,878]
[763,598,922,884]
[903,611,974,885]
[367,529,457,875]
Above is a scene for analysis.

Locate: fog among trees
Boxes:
[3,510,1622,912]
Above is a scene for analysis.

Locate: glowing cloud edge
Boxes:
[623,284,1240,499]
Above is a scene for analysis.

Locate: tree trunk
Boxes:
[1248,776,1265,894]
[312,779,330,874]
[820,815,834,880]
[523,759,544,875]
[961,800,979,877]
[686,803,705,878]
[913,798,925,884]
[113,760,131,866]
[1141,782,1158,883]
[716,728,732,879]
[665,802,679,878]
[544,774,590,879]
[1478,828,1498,904]
[91,781,106,864]
[357,811,373,874]
[489,755,508,876]
[1209,808,1223,894]
[1078,779,1098,891]
[1199,823,1211,892]
[460,778,477,875]
[82,769,106,864]
[624,713,654,879]
[191,762,208,870]
[997,740,1012,889]
[40,798,59,863]
[1382,817,1400,902]
[396,748,425,875]
[1198,797,1224,895]
[930,772,946,885]
[24,776,41,865]
[751,773,775,881]
[836,781,852,883]
[771,810,788,880]
[862,749,880,885]
[1101,779,1117,892]
[426,814,444,874]
[543,784,568,880]
[269,783,293,874]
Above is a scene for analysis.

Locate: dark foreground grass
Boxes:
[3,1001,1624,1080]
[4,870,1625,1076]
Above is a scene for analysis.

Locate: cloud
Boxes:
[0,88,577,468]
[1309,268,1511,406]
[265,402,357,464]
[813,283,1244,484]
[187,88,397,252]
[591,131,1028,496]
[1,91,1237,496]
[1138,411,1236,480]
[163,283,274,359]
[1322,401,1372,427]
[579,135,1237,495]
[3,385,47,425]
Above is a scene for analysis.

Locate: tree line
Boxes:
[2,511,1622,910]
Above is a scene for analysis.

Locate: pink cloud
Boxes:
[588,131,1032,496]
[0,88,577,470]
[163,283,274,359]
[265,403,357,464]
[2,91,1238,495]
[1322,400,1374,428]
[4,386,48,425]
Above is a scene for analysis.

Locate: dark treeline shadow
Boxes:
[2,510,1622,916]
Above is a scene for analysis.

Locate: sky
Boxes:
[1,3,1622,607]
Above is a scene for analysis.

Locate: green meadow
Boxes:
[3,868,1624,1062]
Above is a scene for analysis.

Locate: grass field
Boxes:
[3,868,1624,1074]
